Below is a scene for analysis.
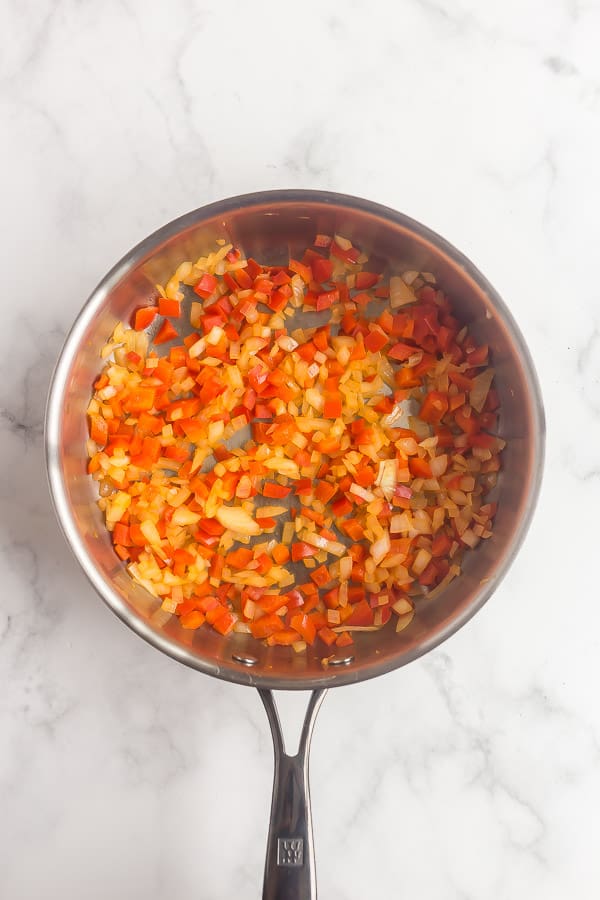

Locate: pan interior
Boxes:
[46,192,544,689]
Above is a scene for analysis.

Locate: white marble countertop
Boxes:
[2,1,599,898]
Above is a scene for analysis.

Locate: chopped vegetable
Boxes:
[215,505,260,536]
[134,306,158,331]
[87,235,504,652]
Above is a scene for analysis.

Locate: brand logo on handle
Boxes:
[277,838,304,867]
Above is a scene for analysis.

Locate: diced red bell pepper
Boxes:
[124,387,156,413]
[112,523,131,546]
[265,629,301,646]
[419,391,449,424]
[262,482,291,499]
[289,259,312,283]
[315,481,337,503]
[311,257,334,283]
[296,342,316,362]
[454,407,480,435]
[408,457,432,478]
[164,445,189,462]
[332,630,352,648]
[158,298,181,317]
[302,508,324,527]
[340,519,365,541]
[113,545,130,561]
[364,329,388,353]
[257,595,289,615]
[332,496,353,517]
[134,306,158,331]
[180,611,206,630]
[290,613,317,645]
[154,319,179,345]
[267,289,289,312]
[212,610,236,635]
[268,268,289,286]
[389,341,418,361]
[225,548,254,569]
[330,240,359,264]
[317,626,337,647]
[250,614,285,639]
[395,367,421,389]
[448,370,475,391]
[346,600,374,626]
[356,272,379,290]
[310,565,330,588]
[316,290,339,311]
[313,326,330,352]
[295,478,313,496]
[89,414,108,446]
[242,257,260,279]
[466,344,489,366]
[291,542,318,562]
[322,587,340,609]
[317,436,340,455]
[194,274,217,299]
[273,544,291,565]
[470,432,498,449]
[431,532,453,557]
[323,396,342,418]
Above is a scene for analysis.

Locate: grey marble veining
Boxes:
[1,1,599,897]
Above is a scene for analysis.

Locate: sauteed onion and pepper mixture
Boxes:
[86,234,503,654]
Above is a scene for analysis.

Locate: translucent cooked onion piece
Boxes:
[470,369,495,413]
[389,276,417,308]
[216,506,260,536]
[395,610,415,632]
[375,459,397,499]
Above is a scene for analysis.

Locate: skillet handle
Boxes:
[258,689,327,900]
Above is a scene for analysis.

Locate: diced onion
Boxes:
[392,596,413,615]
[350,483,375,502]
[430,454,448,478]
[375,458,397,499]
[389,276,416,308]
[301,530,346,557]
[141,519,161,546]
[412,548,431,575]
[216,505,260,536]
[426,565,461,599]
[334,234,352,250]
[395,610,415,632]
[172,507,202,526]
[278,335,298,352]
[470,369,495,413]
[371,531,390,565]
[339,556,353,580]
[258,506,287,518]
[188,337,206,358]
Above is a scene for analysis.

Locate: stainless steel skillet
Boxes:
[45,190,544,899]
